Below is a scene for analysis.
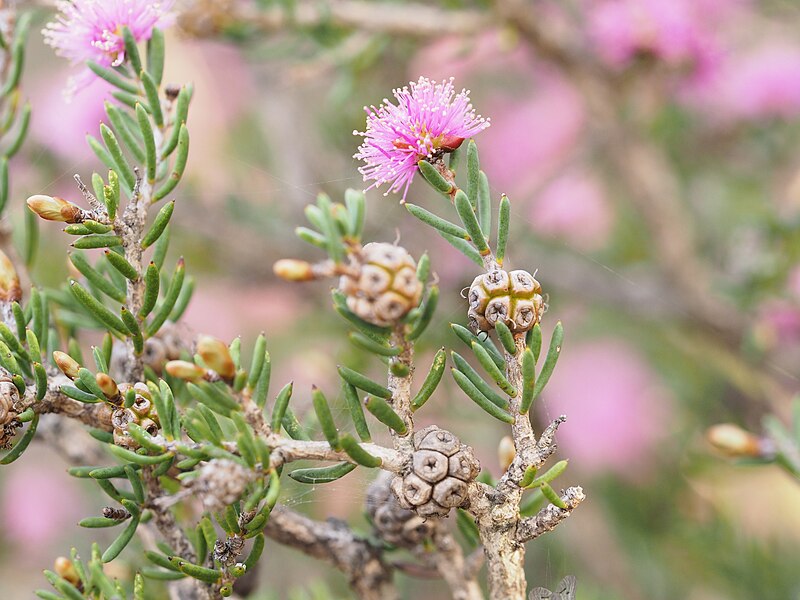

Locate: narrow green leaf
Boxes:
[343,381,371,442]
[540,482,567,509]
[454,189,489,257]
[100,123,135,190]
[141,200,174,249]
[139,69,163,126]
[407,285,438,341]
[88,61,139,94]
[340,433,381,467]
[312,385,340,450]
[104,249,139,281]
[451,351,508,409]
[69,252,126,303]
[102,512,140,562]
[364,396,407,435]
[69,280,128,335]
[146,28,165,86]
[71,234,123,250]
[153,125,188,201]
[520,347,536,414]
[136,103,157,182]
[451,323,505,370]
[0,412,38,464]
[465,140,480,210]
[289,462,357,484]
[496,194,510,266]
[417,159,454,194]
[532,322,563,399]
[348,331,400,356]
[471,341,516,397]
[451,369,515,423]
[338,365,392,399]
[145,257,184,336]
[437,230,483,267]
[411,348,446,411]
[495,321,517,355]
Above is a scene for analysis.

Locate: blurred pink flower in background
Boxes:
[529,171,613,251]
[30,77,109,162]
[1,458,83,553]
[479,76,585,198]
[753,299,800,351]
[716,43,800,120]
[587,0,722,73]
[539,339,673,477]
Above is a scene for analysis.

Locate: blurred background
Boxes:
[3,0,800,598]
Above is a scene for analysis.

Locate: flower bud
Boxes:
[197,336,236,380]
[498,435,516,471]
[54,557,80,586]
[96,372,119,399]
[273,259,315,282]
[165,359,206,381]
[53,351,81,379]
[0,250,20,303]
[707,423,764,458]
[26,195,83,223]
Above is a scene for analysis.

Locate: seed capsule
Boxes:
[338,242,424,327]
[467,269,544,333]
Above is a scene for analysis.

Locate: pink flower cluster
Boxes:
[587,0,721,72]
[43,0,174,95]
[354,77,490,201]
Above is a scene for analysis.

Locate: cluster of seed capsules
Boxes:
[53,351,160,449]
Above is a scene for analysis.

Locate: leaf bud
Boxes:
[273,259,315,281]
[165,359,206,381]
[96,372,119,399]
[706,423,765,458]
[53,351,81,380]
[54,556,80,586]
[197,336,236,380]
[26,194,83,223]
[0,250,20,302]
[498,435,516,471]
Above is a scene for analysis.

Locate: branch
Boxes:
[178,0,491,38]
[516,486,585,543]
[262,506,397,600]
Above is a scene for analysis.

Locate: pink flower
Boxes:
[43,0,175,95]
[354,77,490,201]
[529,171,613,251]
[539,339,673,478]
[587,0,720,73]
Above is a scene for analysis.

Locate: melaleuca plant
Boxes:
[0,5,583,600]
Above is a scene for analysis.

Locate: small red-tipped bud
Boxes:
[273,259,316,282]
[707,423,764,458]
[498,435,516,471]
[438,134,465,152]
[197,336,236,380]
[165,360,206,381]
[0,250,21,302]
[54,557,80,586]
[26,195,83,223]
[53,351,81,380]
[96,373,119,399]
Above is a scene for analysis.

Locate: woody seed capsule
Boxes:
[338,242,424,327]
[467,269,544,333]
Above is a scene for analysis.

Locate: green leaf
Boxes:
[311,385,340,450]
[470,341,516,397]
[141,200,174,249]
[411,348,446,411]
[340,433,381,467]
[145,257,185,336]
[0,412,38,464]
[417,159,454,194]
[289,462,357,484]
[88,61,139,94]
[146,28,165,86]
[338,365,392,399]
[520,347,536,414]
[476,170,491,236]
[495,320,517,355]
[454,189,489,257]
[465,140,480,210]
[407,286,438,341]
[451,323,505,370]
[451,369,515,424]
[532,321,563,399]
[527,323,542,364]
[104,249,139,281]
[69,280,128,335]
[451,351,508,410]
[162,85,191,156]
[139,69,163,126]
[437,230,483,267]
[69,251,126,303]
[102,511,140,562]
[72,234,123,250]
[122,26,143,75]
[270,382,293,432]
[343,381,371,442]
[136,102,157,182]
[496,194,511,266]
[364,396,407,435]
[153,124,188,201]
[100,123,135,190]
